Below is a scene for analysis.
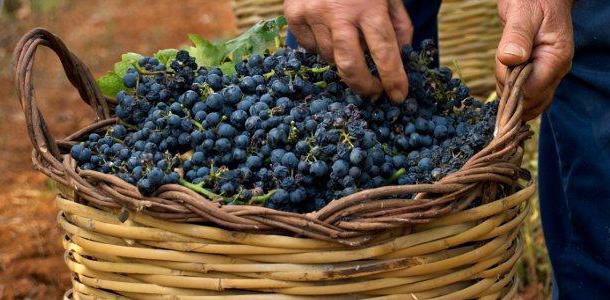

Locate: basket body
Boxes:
[60,182,532,299]
[232,0,284,33]
[438,0,502,97]
[15,22,533,298]
[231,0,501,97]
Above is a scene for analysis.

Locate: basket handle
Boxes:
[13,28,112,167]
[495,63,533,135]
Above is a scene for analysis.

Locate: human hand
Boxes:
[284,0,412,102]
[496,0,574,120]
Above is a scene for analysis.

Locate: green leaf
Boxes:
[97,52,142,98]
[97,16,288,97]
[154,49,178,66]
[96,72,124,99]
[219,61,236,75]
[185,16,287,74]
[224,16,287,60]
[187,34,226,67]
[113,52,143,76]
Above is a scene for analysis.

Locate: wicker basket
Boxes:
[231,0,502,97]
[232,0,284,33]
[438,0,502,97]
[15,29,534,298]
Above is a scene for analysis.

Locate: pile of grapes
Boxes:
[70,40,497,213]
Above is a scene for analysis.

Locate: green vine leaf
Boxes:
[96,16,287,96]
[97,72,124,100]
[187,34,226,67]
[154,49,178,66]
[114,52,143,76]
[97,52,142,99]
[186,16,287,74]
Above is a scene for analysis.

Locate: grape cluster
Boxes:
[71,40,497,213]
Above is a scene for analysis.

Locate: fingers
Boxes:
[285,0,409,102]
[289,24,318,51]
[360,10,408,103]
[310,24,334,62]
[388,0,414,47]
[332,21,383,97]
[284,1,317,51]
[495,56,508,95]
[496,45,571,121]
[496,1,542,66]
[520,57,566,120]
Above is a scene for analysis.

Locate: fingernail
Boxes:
[504,43,525,58]
[390,90,405,103]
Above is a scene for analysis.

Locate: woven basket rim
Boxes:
[13,28,533,246]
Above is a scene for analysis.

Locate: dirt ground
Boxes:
[0,1,236,298]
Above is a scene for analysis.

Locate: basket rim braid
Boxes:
[13,28,533,247]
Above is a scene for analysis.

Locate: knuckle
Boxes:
[284,2,304,21]
[396,21,414,36]
[299,39,316,51]
[547,48,573,76]
[335,55,358,76]
[370,44,394,65]
[508,27,533,46]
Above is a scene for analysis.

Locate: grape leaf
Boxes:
[96,52,142,98]
[154,49,178,66]
[186,34,226,67]
[219,61,236,75]
[186,16,287,74]
[113,52,143,77]
[224,15,286,59]
[97,72,124,99]
[96,16,287,96]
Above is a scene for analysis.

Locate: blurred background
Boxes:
[0,0,549,298]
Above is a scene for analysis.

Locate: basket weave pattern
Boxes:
[15,28,534,298]
[232,0,284,33]
[438,0,502,96]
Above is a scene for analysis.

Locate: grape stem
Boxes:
[306,66,330,74]
[135,65,173,76]
[181,178,276,205]
[264,69,276,80]
[386,168,406,184]
[192,120,203,130]
[248,189,277,205]
[314,81,327,89]
[179,179,224,202]
[198,83,214,98]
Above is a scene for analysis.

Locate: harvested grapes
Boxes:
[74,35,497,213]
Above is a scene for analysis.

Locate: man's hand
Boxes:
[496,0,574,120]
[284,0,412,102]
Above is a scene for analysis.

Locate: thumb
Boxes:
[497,3,541,66]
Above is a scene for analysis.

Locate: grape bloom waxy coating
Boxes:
[72,40,497,213]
